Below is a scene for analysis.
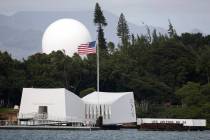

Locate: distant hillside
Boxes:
[0,11,167,59]
[0,26,42,59]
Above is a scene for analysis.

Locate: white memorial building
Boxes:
[18,88,136,125]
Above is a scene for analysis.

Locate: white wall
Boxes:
[192,119,206,127]
[82,92,136,125]
[65,89,85,122]
[19,88,66,120]
[104,92,136,125]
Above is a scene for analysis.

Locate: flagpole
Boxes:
[96,38,100,110]
[97,41,99,92]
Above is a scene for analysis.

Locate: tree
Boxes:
[152,29,158,43]
[168,19,177,38]
[0,51,26,106]
[94,3,107,27]
[146,25,152,43]
[97,26,107,52]
[179,33,204,47]
[94,3,107,52]
[131,34,135,46]
[197,46,210,84]
[107,42,115,54]
[117,13,130,46]
[146,40,196,91]
[176,82,202,107]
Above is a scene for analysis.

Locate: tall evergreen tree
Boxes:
[168,19,177,38]
[97,24,107,52]
[146,25,151,43]
[94,3,107,52]
[131,34,135,46]
[94,3,107,27]
[152,29,158,43]
[117,13,130,46]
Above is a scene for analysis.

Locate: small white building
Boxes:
[82,91,136,125]
[18,88,84,125]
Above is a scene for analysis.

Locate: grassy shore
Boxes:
[0,107,16,113]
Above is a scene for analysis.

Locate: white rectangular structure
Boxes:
[137,118,206,127]
[19,88,84,123]
[82,92,136,125]
[19,88,137,126]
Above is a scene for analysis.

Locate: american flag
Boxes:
[78,41,96,55]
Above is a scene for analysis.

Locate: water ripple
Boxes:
[0,129,210,140]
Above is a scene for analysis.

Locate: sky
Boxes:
[0,0,209,34]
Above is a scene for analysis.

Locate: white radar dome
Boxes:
[42,18,91,56]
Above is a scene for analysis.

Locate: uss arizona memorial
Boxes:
[18,88,136,126]
[18,88,206,129]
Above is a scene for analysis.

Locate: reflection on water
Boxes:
[0,129,210,140]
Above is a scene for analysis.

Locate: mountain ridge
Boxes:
[0,11,167,59]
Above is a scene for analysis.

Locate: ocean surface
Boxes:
[0,129,210,140]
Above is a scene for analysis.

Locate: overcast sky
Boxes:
[0,0,209,34]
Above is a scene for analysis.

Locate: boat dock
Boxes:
[137,118,207,131]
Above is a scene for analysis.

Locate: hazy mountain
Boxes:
[0,25,42,59]
[191,28,203,34]
[0,11,167,59]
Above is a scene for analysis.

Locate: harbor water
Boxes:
[0,129,210,140]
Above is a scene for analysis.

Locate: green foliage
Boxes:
[197,46,210,84]
[168,19,177,38]
[117,13,130,46]
[94,3,107,52]
[176,82,202,106]
[107,42,115,54]
[152,29,158,43]
[79,87,96,97]
[0,107,15,113]
[98,26,107,52]
[94,3,107,27]
[0,52,26,106]
[179,33,204,47]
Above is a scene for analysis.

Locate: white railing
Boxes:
[18,112,36,119]
[18,113,96,126]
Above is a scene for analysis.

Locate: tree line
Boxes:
[0,3,210,127]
